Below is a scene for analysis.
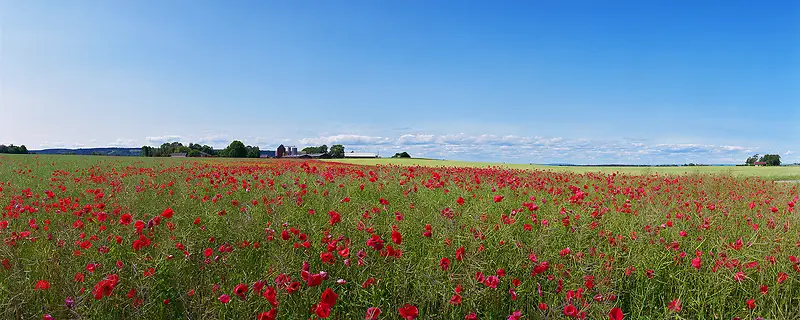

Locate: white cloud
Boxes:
[719,145,748,152]
[296,133,757,164]
[195,134,231,147]
[397,134,436,145]
[299,134,393,146]
[145,135,183,145]
[107,138,139,148]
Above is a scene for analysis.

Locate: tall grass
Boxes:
[0,155,798,319]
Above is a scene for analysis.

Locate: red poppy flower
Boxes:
[538,302,548,310]
[218,294,231,304]
[475,272,485,283]
[691,257,701,270]
[328,211,341,226]
[449,293,462,305]
[777,272,788,284]
[456,247,465,261]
[362,278,376,288]
[391,228,403,245]
[312,288,338,318]
[263,286,278,307]
[320,288,338,307]
[365,307,381,320]
[668,299,681,312]
[563,304,578,317]
[234,283,248,300]
[609,307,623,320]
[257,309,277,320]
[308,273,324,287]
[92,274,119,300]
[320,252,335,264]
[161,207,174,218]
[119,214,132,225]
[398,304,418,319]
[35,280,50,290]
[484,275,499,288]
[440,257,451,271]
[367,234,384,251]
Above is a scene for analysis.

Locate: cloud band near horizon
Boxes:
[17,133,795,165]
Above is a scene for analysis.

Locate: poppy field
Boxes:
[1,155,798,320]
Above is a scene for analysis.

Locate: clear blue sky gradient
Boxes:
[1,1,797,164]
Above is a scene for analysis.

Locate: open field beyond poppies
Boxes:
[326,159,800,182]
[1,154,798,319]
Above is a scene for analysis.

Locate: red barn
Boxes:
[276,145,286,158]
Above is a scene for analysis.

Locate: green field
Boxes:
[1,154,799,319]
[325,158,800,181]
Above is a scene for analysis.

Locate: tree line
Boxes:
[298,144,346,158]
[745,154,781,166]
[141,141,261,158]
[141,142,216,157]
[0,144,29,154]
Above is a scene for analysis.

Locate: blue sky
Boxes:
[1,1,797,164]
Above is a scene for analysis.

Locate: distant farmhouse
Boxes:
[273,145,323,158]
[276,145,286,158]
[263,145,375,159]
[169,153,187,158]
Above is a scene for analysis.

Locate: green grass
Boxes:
[324,158,800,181]
[1,154,799,319]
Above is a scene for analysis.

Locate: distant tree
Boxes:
[0,144,29,154]
[301,146,318,154]
[246,145,261,158]
[201,145,215,156]
[188,150,202,157]
[301,145,330,154]
[745,154,759,166]
[759,154,781,166]
[329,144,345,158]
[141,146,154,157]
[392,152,411,158]
[159,143,172,157]
[224,140,248,158]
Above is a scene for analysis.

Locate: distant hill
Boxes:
[31,148,142,156]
